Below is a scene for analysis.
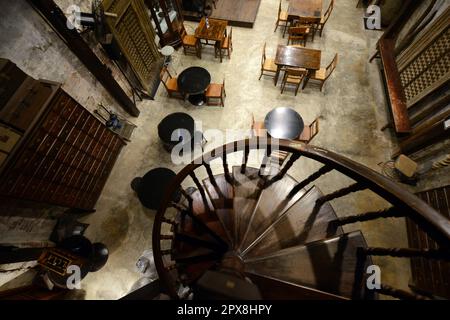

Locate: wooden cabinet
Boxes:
[0,59,125,211]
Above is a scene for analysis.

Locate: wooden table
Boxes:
[195,17,228,62]
[274,45,321,88]
[288,0,322,41]
[288,0,323,19]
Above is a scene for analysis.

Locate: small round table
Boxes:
[264,107,304,140]
[158,112,195,151]
[136,168,181,210]
[177,66,211,106]
[160,45,175,65]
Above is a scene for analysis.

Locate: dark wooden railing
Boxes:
[152,138,450,299]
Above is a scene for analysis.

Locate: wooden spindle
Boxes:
[264,153,301,189]
[189,171,211,214]
[360,247,450,261]
[258,147,272,178]
[376,284,428,300]
[333,207,403,226]
[317,182,366,205]
[203,161,220,191]
[241,144,250,174]
[288,165,333,198]
[222,152,233,184]
[171,202,188,212]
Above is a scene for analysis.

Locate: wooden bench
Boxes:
[371,39,411,134]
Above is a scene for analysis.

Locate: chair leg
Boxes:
[274,20,279,32]
[295,83,300,96]
[259,69,263,80]
[320,81,325,92]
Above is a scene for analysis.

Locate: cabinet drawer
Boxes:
[23,153,45,176]
[75,111,90,130]
[68,105,83,125]
[56,144,72,163]
[48,117,66,137]
[88,121,101,137]
[47,139,64,159]
[42,111,60,133]
[51,91,70,114]
[73,131,88,150]
[60,100,76,119]
[28,128,47,151]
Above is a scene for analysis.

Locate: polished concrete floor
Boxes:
[1,0,414,299]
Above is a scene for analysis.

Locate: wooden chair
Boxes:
[251,114,266,137]
[259,42,277,80]
[281,68,307,95]
[180,24,200,58]
[205,79,226,107]
[287,26,310,46]
[309,53,338,91]
[159,66,183,99]
[215,27,232,59]
[296,17,319,41]
[298,117,320,143]
[316,0,334,37]
[274,0,289,33]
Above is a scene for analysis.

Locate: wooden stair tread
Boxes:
[244,186,343,258]
[244,231,375,299]
[172,240,218,262]
[175,214,225,251]
[203,174,235,245]
[232,166,263,247]
[246,272,348,300]
[190,190,230,246]
[240,174,307,252]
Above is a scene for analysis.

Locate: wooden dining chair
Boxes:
[287,26,310,46]
[297,117,320,143]
[215,27,232,59]
[180,24,200,58]
[310,53,338,91]
[205,79,226,107]
[159,66,183,99]
[281,68,307,96]
[259,42,277,80]
[317,0,334,37]
[274,0,289,33]
[251,114,266,137]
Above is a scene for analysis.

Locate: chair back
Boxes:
[286,67,307,78]
[325,53,338,79]
[297,16,320,26]
[278,0,282,16]
[289,26,309,39]
[309,118,320,140]
[180,24,187,39]
[261,42,267,66]
[323,0,335,24]
[160,66,171,88]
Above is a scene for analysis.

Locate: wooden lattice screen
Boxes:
[103,0,162,93]
[396,7,450,107]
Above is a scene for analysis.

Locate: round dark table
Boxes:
[177,66,211,106]
[137,168,181,210]
[158,112,195,150]
[264,107,304,140]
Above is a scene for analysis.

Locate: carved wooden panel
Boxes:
[103,0,162,93]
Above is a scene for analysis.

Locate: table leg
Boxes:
[274,65,281,86]
[302,70,312,89]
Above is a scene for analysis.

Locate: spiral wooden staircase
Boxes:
[152,139,450,300]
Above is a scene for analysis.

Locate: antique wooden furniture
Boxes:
[309,53,338,92]
[145,0,184,47]
[0,60,125,211]
[102,0,163,95]
[195,17,228,62]
[159,66,183,99]
[287,26,310,46]
[215,27,233,59]
[251,115,266,138]
[264,107,305,140]
[205,79,226,107]
[274,0,289,33]
[287,0,322,40]
[281,68,307,95]
[259,43,278,80]
[177,66,211,105]
[298,117,320,143]
[316,0,334,37]
[180,23,201,58]
[407,185,450,299]
[288,0,322,19]
[274,45,321,87]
